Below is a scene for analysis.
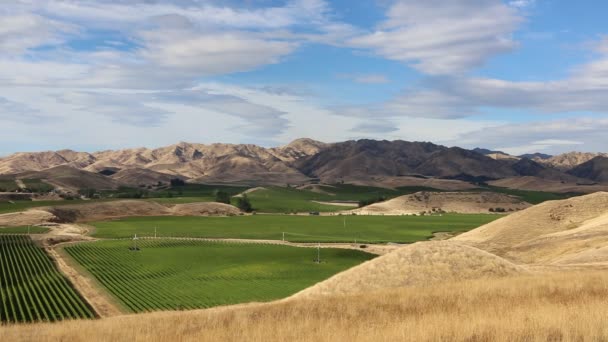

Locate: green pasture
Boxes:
[90,214,500,243]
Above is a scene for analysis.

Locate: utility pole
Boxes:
[282,232,285,242]
[154,226,157,239]
[316,243,321,263]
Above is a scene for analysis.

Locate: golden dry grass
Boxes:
[2,270,608,342]
[293,241,527,299]
[454,192,608,261]
[353,191,530,215]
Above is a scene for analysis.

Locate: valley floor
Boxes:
[2,270,607,341]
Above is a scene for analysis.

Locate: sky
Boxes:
[1,0,608,156]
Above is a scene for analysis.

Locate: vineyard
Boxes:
[90,214,500,243]
[0,227,50,235]
[0,235,94,323]
[65,239,374,313]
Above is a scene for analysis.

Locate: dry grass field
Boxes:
[1,270,607,342]
[3,192,608,341]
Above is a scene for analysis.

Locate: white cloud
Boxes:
[337,73,390,84]
[340,37,608,121]
[0,13,76,55]
[447,117,608,154]
[347,0,523,75]
[509,0,535,8]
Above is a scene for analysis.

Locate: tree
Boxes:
[236,194,253,212]
[214,190,231,204]
[170,178,186,187]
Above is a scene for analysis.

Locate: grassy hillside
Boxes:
[90,214,500,243]
[65,239,373,312]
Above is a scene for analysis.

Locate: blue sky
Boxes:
[1,0,608,156]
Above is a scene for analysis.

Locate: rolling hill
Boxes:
[567,156,608,182]
[353,191,531,215]
[0,139,607,190]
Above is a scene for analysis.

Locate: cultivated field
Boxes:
[89,214,500,243]
[0,226,49,234]
[64,239,373,313]
[0,235,94,323]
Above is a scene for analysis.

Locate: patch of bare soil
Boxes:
[310,200,358,207]
[296,184,336,195]
[171,202,241,216]
[0,209,57,226]
[233,187,267,198]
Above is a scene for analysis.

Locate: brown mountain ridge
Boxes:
[0,139,606,191]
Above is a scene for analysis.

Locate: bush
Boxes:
[358,196,387,208]
[214,190,231,204]
[236,194,253,212]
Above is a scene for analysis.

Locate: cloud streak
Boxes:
[347,0,523,75]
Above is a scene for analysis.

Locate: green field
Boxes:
[240,185,438,213]
[0,235,94,323]
[90,214,499,243]
[0,179,19,192]
[0,226,50,234]
[21,179,54,193]
[0,199,102,215]
[65,239,374,313]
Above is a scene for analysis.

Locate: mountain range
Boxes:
[0,138,606,192]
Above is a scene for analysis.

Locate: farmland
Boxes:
[0,179,19,192]
[64,239,374,313]
[0,235,94,323]
[90,214,500,243]
[0,226,49,234]
[240,185,442,213]
[20,179,54,193]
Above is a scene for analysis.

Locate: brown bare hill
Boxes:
[453,192,608,264]
[0,150,94,174]
[2,139,602,189]
[489,176,608,193]
[295,141,538,183]
[15,165,119,191]
[413,147,517,181]
[536,151,608,170]
[0,142,314,185]
[353,191,530,215]
[110,168,185,187]
[567,156,608,182]
[295,139,446,182]
[293,241,526,299]
[43,200,241,222]
[269,138,328,163]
